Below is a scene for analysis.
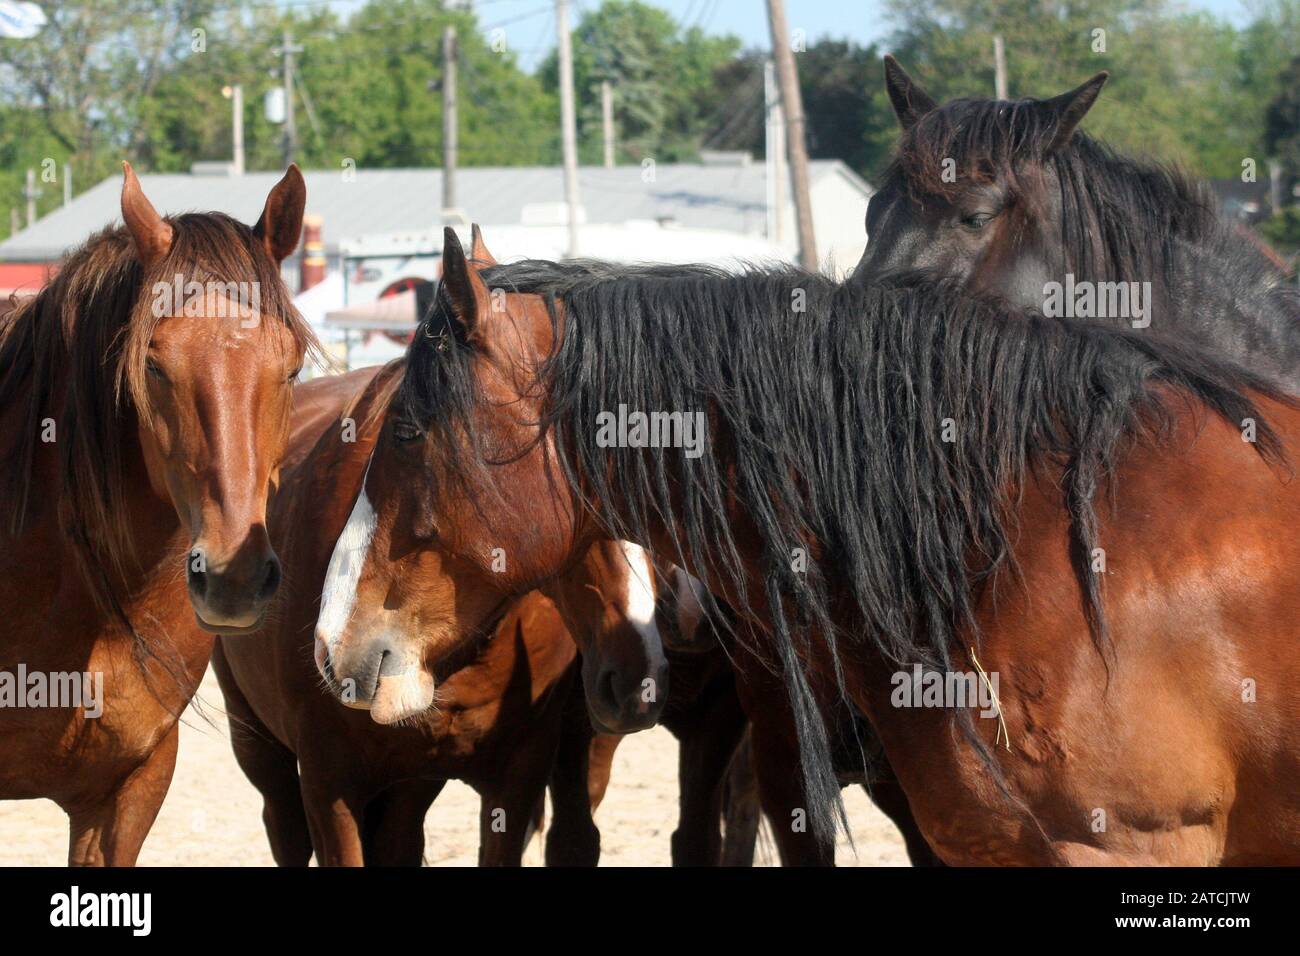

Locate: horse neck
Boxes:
[1054,164,1300,388]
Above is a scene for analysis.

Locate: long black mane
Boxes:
[889,96,1300,390]
[404,258,1286,840]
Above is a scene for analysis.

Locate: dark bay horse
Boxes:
[545,563,757,866]
[216,340,669,864]
[0,164,316,865]
[390,226,1299,864]
[855,56,1300,390]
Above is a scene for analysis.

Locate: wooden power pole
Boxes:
[442,24,459,219]
[993,35,1008,99]
[23,168,38,226]
[765,0,817,271]
[601,80,615,168]
[278,28,302,167]
[556,0,581,256]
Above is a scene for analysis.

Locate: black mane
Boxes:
[406,258,1286,839]
[890,95,1300,389]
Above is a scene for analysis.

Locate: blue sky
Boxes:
[464,0,1259,71]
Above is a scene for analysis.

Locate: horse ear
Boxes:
[252,164,307,263]
[470,223,498,267]
[1041,72,1108,154]
[440,227,488,331]
[883,55,937,130]
[120,162,174,268]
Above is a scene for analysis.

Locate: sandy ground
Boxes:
[0,667,908,866]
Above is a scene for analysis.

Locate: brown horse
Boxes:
[545,564,756,866]
[215,353,669,865]
[306,229,668,735]
[0,164,315,865]
[389,227,1299,865]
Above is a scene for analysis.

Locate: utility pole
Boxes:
[227,84,245,175]
[63,164,71,206]
[23,168,38,226]
[277,29,302,167]
[601,80,615,168]
[1269,161,1285,216]
[993,35,1008,99]
[556,0,581,256]
[764,60,786,243]
[10,209,19,237]
[442,25,458,219]
[765,0,817,271]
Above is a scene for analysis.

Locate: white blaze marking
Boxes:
[619,541,667,675]
[316,458,377,649]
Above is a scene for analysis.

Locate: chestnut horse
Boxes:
[854,57,1300,390]
[0,164,315,865]
[216,350,668,864]
[387,226,1298,865]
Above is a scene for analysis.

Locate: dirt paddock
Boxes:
[0,667,909,866]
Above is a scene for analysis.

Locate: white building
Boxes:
[0,157,873,369]
[0,157,872,281]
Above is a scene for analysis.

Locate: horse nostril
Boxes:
[599,668,621,711]
[651,664,669,703]
[259,555,282,600]
[187,562,208,599]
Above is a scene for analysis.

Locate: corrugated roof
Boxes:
[0,160,864,262]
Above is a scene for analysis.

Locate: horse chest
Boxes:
[0,557,207,803]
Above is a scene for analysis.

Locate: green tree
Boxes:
[539,0,740,163]
[139,0,558,174]
[0,0,210,225]
[1264,54,1300,197]
[880,0,1271,178]
[702,40,895,181]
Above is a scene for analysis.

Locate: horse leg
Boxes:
[230,726,313,866]
[362,779,445,866]
[298,768,367,867]
[719,727,762,866]
[749,714,837,865]
[545,683,605,866]
[478,750,557,867]
[735,654,836,867]
[66,724,178,867]
[671,683,748,866]
[213,643,312,866]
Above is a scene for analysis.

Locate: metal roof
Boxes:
[0,160,868,262]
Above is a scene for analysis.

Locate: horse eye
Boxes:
[961,213,995,230]
[145,359,168,382]
[287,367,303,383]
[392,420,423,444]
